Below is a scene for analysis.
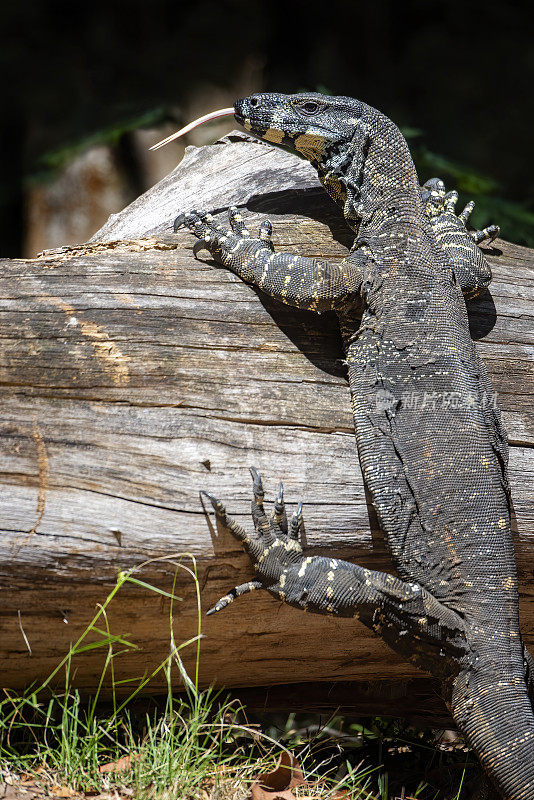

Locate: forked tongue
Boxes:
[149,107,235,150]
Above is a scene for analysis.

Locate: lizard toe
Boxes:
[270,481,288,535]
[228,206,251,236]
[422,177,446,217]
[289,501,304,542]
[199,489,226,519]
[458,200,475,224]
[471,224,500,245]
[444,190,459,214]
[258,219,273,245]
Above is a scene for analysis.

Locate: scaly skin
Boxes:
[175,92,532,798]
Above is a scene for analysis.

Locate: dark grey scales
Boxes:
[174,92,532,799]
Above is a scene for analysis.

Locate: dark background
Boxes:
[2,0,533,256]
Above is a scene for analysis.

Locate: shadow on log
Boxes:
[1,133,533,723]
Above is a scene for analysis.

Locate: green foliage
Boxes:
[413,146,499,196]
[27,108,168,185]
[1,558,423,799]
[411,143,534,247]
[461,194,534,249]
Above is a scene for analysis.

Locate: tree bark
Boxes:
[1,133,532,722]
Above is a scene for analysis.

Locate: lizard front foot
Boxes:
[174,207,274,271]
[422,177,500,245]
[421,177,498,298]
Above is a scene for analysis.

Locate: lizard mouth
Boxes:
[233,107,245,126]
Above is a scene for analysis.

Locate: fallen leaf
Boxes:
[251,791,296,800]
[48,786,77,798]
[90,795,117,800]
[0,786,23,800]
[99,755,138,774]
[251,751,305,800]
[295,792,350,800]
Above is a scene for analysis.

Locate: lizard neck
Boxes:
[337,116,424,237]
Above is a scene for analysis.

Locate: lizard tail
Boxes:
[450,668,534,799]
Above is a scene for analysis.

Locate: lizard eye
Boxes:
[295,100,324,116]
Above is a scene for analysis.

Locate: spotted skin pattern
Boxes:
[176,93,532,798]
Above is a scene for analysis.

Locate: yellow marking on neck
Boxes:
[321,173,346,203]
[263,127,285,143]
[294,132,326,161]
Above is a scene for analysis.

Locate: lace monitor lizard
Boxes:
[174,93,534,799]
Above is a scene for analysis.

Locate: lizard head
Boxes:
[234,92,367,205]
[234,92,363,160]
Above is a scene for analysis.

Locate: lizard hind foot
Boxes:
[202,468,306,615]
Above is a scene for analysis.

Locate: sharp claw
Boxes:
[199,489,226,518]
[487,224,500,243]
[173,213,186,232]
[273,481,285,519]
[249,466,265,500]
[206,598,228,615]
[193,238,214,258]
[290,501,304,540]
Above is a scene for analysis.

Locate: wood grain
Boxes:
[0,133,532,721]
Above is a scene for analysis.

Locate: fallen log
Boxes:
[1,133,532,723]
